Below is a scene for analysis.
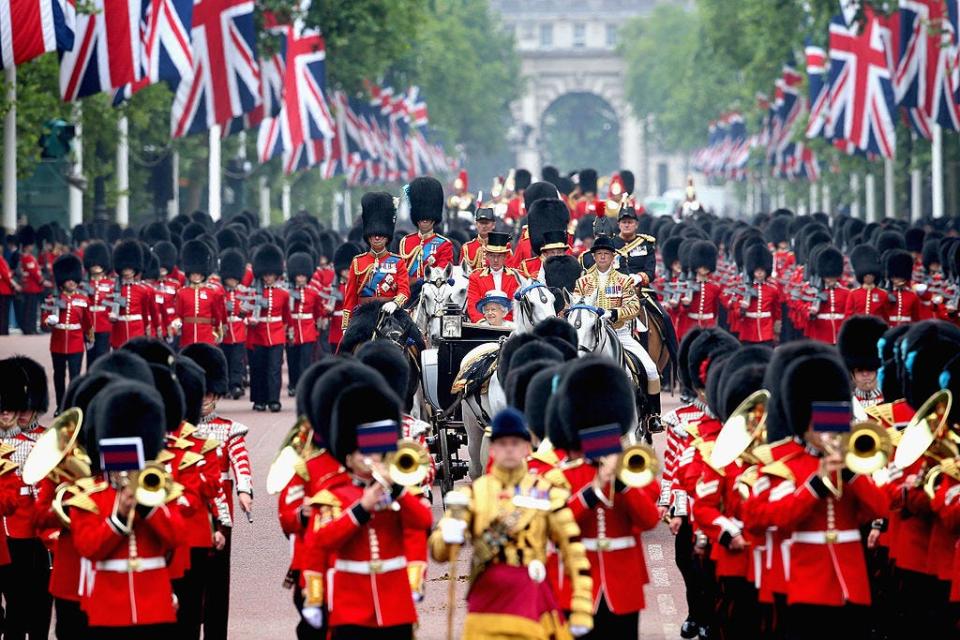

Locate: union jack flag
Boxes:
[406,86,428,127]
[0,0,74,69]
[170,0,260,138]
[59,0,142,101]
[826,5,898,158]
[277,30,334,161]
[768,57,804,164]
[805,40,831,138]
[114,0,193,103]
[225,10,284,136]
[896,0,960,136]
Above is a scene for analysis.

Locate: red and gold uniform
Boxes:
[109,280,157,349]
[173,283,226,347]
[506,226,532,269]
[843,284,887,320]
[461,236,513,271]
[885,287,921,328]
[341,251,410,331]
[399,231,454,280]
[465,267,522,323]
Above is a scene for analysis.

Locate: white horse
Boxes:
[412,263,471,345]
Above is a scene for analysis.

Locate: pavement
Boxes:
[1,335,687,639]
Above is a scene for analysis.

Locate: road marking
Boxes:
[657,592,677,616]
[650,566,670,587]
[647,543,664,562]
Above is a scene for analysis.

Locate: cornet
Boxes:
[842,421,893,475]
[130,462,175,508]
[616,444,659,488]
[387,439,431,488]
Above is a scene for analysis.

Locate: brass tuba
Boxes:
[386,439,431,488]
[266,417,313,495]
[894,390,955,469]
[616,443,659,488]
[710,390,770,469]
[22,408,91,485]
[842,421,893,475]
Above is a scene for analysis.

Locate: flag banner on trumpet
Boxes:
[357,420,399,455]
[99,437,146,472]
[812,401,852,433]
[579,424,624,460]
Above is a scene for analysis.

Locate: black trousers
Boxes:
[0,294,10,335]
[52,352,83,411]
[85,331,111,371]
[221,343,245,393]
[292,573,326,640]
[15,292,41,335]
[54,597,89,640]
[674,518,701,621]
[693,550,718,632]
[894,568,937,639]
[717,575,758,639]
[581,595,639,639]
[172,548,209,640]
[286,342,313,392]
[331,624,412,640]
[89,624,175,639]
[249,345,283,404]
[1,537,52,639]
[787,604,867,640]
[202,527,232,640]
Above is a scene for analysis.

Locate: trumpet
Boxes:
[22,408,91,485]
[266,417,313,495]
[841,421,893,475]
[387,439,431,488]
[130,462,175,508]
[616,444,659,488]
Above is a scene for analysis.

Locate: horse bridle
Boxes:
[515,281,550,320]
[567,303,604,353]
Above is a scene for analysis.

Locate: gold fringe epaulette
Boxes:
[760,460,795,483]
[865,403,896,428]
[178,451,204,470]
[201,439,220,455]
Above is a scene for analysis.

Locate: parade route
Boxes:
[1,335,685,639]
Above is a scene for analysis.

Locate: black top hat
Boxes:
[589,235,617,254]
[486,231,511,254]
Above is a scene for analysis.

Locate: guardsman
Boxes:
[465,232,522,323]
[153,241,181,343]
[843,245,886,320]
[446,169,476,219]
[461,207,512,271]
[431,406,593,639]
[342,193,411,332]
[400,176,454,280]
[884,249,921,328]
[247,243,290,413]
[675,241,721,339]
[71,381,184,639]
[612,203,656,288]
[520,198,570,280]
[506,181,562,269]
[329,243,362,352]
[44,254,92,412]
[915,240,944,320]
[573,168,599,221]
[766,214,795,282]
[732,244,781,346]
[504,168,531,224]
[575,235,664,431]
[109,239,157,349]
[219,249,249,400]
[83,240,115,367]
[0,243,19,335]
[305,379,433,640]
[553,360,660,639]
[805,246,850,345]
[183,343,253,640]
[171,239,225,347]
[286,252,324,396]
[0,356,52,639]
[16,225,47,334]
[837,315,887,409]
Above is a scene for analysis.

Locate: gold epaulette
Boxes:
[697,441,725,475]
[530,449,559,468]
[0,442,15,458]
[294,458,309,482]
[752,443,774,466]
[684,422,702,440]
[760,460,795,483]
[640,234,656,242]
[178,451,204,470]
[541,467,570,490]
[865,403,896,428]
[201,438,220,455]
[165,481,185,504]
[0,460,18,477]
[64,492,100,515]
[179,423,197,438]
[306,489,340,508]
[156,450,176,465]
[546,483,572,511]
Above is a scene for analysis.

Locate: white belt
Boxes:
[332,311,343,317]
[815,313,845,321]
[290,313,314,320]
[791,529,861,544]
[259,316,283,322]
[334,556,406,574]
[889,315,912,322]
[55,323,81,330]
[745,311,771,319]
[95,557,166,572]
[688,313,714,321]
[90,305,105,312]
[118,314,142,321]
[227,316,243,322]
[581,536,636,552]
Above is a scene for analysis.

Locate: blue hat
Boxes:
[476,289,512,314]
[490,407,531,441]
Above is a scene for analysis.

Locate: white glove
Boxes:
[171,318,183,332]
[301,606,323,629]
[45,315,58,327]
[440,518,467,544]
[381,301,398,315]
[570,625,591,637]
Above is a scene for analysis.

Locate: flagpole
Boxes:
[822,182,831,215]
[883,158,895,220]
[116,115,129,227]
[168,150,180,220]
[209,124,222,221]
[3,67,16,233]
[69,104,83,228]
[932,124,945,218]
[809,181,818,213]
[865,172,877,222]
[850,173,861,220]
[258,175,270,228]
[910,164,922,221]
[281,180,291,221]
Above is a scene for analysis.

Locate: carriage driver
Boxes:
[574,235,663,431]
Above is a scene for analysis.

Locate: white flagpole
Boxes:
[850,173,861,219]
[932,124,945,218]
[883,157,895,220]
[168,150,180,219]
[69,103,83,227]
[258,175,270,228]
[910,165,922,221]
[865,172,877,222]
[209,124,222,221]
[281,181,291,221]
[3,67,16,233]
[809,181,819,213]
[822,182,831,214]
[116,115,129,226]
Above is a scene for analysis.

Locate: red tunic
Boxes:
[805,286,850,344]
[173,283,226,346]
[504,196,524,223]
[692,459,751,578]
[341,252,411,331]
[109,281,156,349]
[519,256,542,281]
[460,237,513,271]
[465,267,522,322]
[731,281,781,343]
[506,227,532,269]
[43,291,92,354]
[675,281,721,339]
[86,277,116,334]
[221,285,249,345]
[246,284,290,348]
[0,255,15,295]
[0,427,39,539]
[399,231,455,280]
[885,287,921,327]
[288,284,324,345]
[18,252,44,294]
[843,286,888,320]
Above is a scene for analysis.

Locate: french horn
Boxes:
[894,390,955,469]
[710,390,770,469]
[266,417,313,495]
[22,408,90,485]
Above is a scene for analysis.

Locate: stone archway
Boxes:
[540,91,621,175]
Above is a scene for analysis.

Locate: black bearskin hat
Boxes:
[181,239,213,278]
[526,365,563,443]
[661,236,683,271]
[557,358,636,447]
[174,355,206,425]
[83,240,112,272]
[620,170,635,195]
[355,340,415,411]
[113,239,144,274]
[8,356,48,414]
[0,358,31,412]
[16,225,35,247]
[90,381,166,465]
[142,221,170,246]
[837,315,887,373]
[511,341,564,368]
[528,198,570,255]
[816,246,844,279]
[514,168,532,191]
[885,249,914,281]
[542,166,560,185]
[296,357,342,427]
[763,341,834,442]
[506,360,555,414]
[407,176,444,224]
[53,254,82,288]
[720,364,768,423]
[781,354,852,437]
[497,333,541,386]
[687,328,739,391]
[148,364,185,433]
[120,337,175,368]
[252,243,284,279]
[89,351,153,386]
[532,317,578,350]
[153,241,178,273]
[309,362,388,448]
[219,249,246,283]
[329,381,402,464]
[677,327,706,396]
[877,230,906,255]
[334,242,363,273]
[850,244,881,284]
[765,215,791,246]
[361,192,396,240]
[523,181,560,211]
[578,169,598,194]
[543,255,582,293]
[215,227,245,254]
[180,343,229,397]
[899,321,960,409]
[922,240,942,271]
[905,227,926,253]
[745,244,773,280]
[689,240,717,272]
[286,252,316,280]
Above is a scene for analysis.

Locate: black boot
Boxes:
[645,392,664,434]
[680,618,700,639]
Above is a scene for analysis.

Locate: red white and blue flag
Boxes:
[114,0,194,104]
[59,0,142,101]
[0,0,75,69]
[170,0,260,138]
[805,40,831,139]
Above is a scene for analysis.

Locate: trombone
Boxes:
[266,417,313,495]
